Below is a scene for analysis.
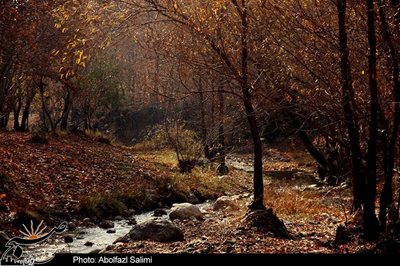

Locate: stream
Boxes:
[23,155,320,262]
[24,202,213,262]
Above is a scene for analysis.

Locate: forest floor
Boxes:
[0,131,375,253]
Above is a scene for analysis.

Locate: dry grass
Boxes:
[134,149,247,199]
[84,129,114,144]
[264,182,346,220]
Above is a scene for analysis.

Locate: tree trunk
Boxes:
[21,86,36,132]
[39,80,55,131]
[243,92,264,210]
[60,87,71,131]
[198,76,210,158]
[217,79,229,176]
[240,1,264,210]
[337,0,365,211]
[378,0,400,229]
[13,95,22,131]
[364,0,380,241]
[298,130,329,177]
[0,113,9,130]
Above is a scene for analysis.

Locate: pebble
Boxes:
[84,241,94,246]
[64,235,74,243]
[107,229,116,234]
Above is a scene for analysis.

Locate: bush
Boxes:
[136,123,203,173]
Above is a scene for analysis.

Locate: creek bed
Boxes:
[24,202,213,262]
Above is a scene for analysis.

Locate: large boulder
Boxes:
[242,208,290,238]
[99,220,114,229]
[213,196,240,211]
[127,219,184,242]
[169,203,204,220]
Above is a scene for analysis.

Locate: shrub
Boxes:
[134,123,203,173]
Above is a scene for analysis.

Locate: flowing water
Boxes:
[24,202,213,262]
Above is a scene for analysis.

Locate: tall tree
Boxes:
[337,0,365,212]
[364,0,380,240]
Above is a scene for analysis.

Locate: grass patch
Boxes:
[79,149,247,217]
[84,129,113,144]
[264,182,344,219]
[80,190,162,218]
[80,194,128,219]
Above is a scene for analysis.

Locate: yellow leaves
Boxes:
[75,50,83,57]
[51,49,60,56]
[75,50,83,64]
[361,70,365,75]
[55,23,62,29]
[60,69,75,80]
[100,36,112,49]
[74,50,88,67]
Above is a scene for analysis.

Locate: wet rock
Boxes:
[107,229,116,234]
[99,220,114,229]
[191,189,207,202]
[82,218,92,226]
[114,216,124,221]
[89,249,102,254]
[217,163,229,176]
[84,241,94,246]
[68,222,77,231]
[127,219,184,242]
[187,193,200,204]
[127,217,137,225]
[153,209,167,217]
[64,235,74,243]
[169,203,204,220]
[213,196,240,211]
[113,237,129,244]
